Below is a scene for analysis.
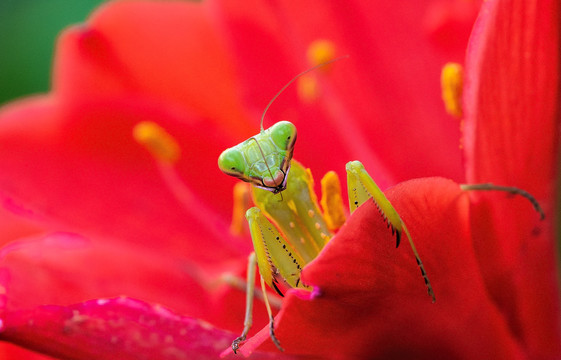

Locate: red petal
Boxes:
[242,178,523,359]
[0,233,207,318]
[463,0,561,357]
[0,204,43,245]
[211,0,476,186]
[0,297,293,360]
[0,297,243,360]
[0,95,248,265]
[0,343,55,360]
[0,231,266,334]
[53,1,253,140]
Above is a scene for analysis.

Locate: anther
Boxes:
[297,75,319,103]
[307,39,337,69]
[320,171,347,231]
[133,121,181,164]
[440,62,464,118]
[134,121,230,242]
[230,182,252,236]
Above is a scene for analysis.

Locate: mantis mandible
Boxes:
[217,59,545,354]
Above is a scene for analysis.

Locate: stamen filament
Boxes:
[133,121,232,242]
[157,162,231,241]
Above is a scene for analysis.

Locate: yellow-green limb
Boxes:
[232,252,258,354]
[346,161,435,302]
[220,272,283,309]
[346,161,403,247]
[460,183,545,220]
[260,275,284,352]
[252,161,332,262]
[229,252,284,354]
[402,223,436,302]
[245,207,309,295]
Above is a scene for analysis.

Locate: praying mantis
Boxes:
[217,59,545,354]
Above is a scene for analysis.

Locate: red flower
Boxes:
[0,0,558,359]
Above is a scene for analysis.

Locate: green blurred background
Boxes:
[0,0,105,105]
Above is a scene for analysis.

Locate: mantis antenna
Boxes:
[259,55,350,133]
[245,55,349,200]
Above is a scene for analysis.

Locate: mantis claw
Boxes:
[269,318,284,352]
[232,336,246,354]
[395,229,401,248]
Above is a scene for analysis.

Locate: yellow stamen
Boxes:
[441,62,464,118]
[297,74,319,102]
[230,182,252,236]
[307,39,337,68]
[133,121,181,164]
[320,171,347,231]
[298,39,339,103]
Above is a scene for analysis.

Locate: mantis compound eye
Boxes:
[270,121,297,151]
[218,148,246,176]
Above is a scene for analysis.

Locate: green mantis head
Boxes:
[218,121,297,193]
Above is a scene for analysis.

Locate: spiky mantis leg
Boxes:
[230,162,327,353]
[260,275,284,352]
[231,251,285,354]
[346,161,436,302]
[345,161,546,304]
[460,183,545,220]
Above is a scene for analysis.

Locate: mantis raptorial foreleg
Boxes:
[346,161,436,302]
[245,206,310,295]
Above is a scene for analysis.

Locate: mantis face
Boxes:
[218,121,297,194]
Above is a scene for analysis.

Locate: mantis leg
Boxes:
[460,183,545,220]
[230,254,285,353]
[245,207,309,293]
[346,161,435,302]
[232,252,257,354]
[261,275,284,352]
